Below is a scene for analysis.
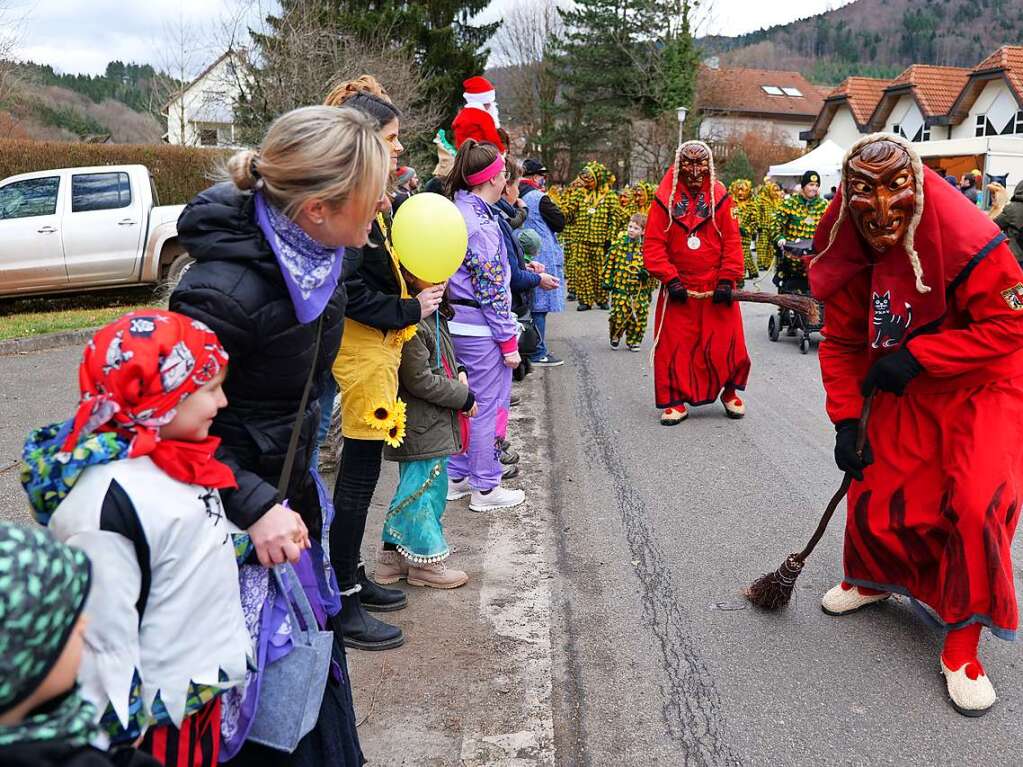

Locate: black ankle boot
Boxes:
[357,565,407,612]
[334,594,405,651]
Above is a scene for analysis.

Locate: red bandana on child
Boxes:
[61,310,237,489]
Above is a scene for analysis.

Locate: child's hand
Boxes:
[503,350,521,368]
[458,371,468,386]
[249,504,309,567]
[416,284,446,319]
[468,402,479,417]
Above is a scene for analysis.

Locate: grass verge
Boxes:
[0,288,159,340]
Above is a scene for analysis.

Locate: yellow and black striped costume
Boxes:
[558,184,587,298]
[772,192,828,279]
[601,232,654,347]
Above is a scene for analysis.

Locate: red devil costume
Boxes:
[643,144,751,422]
[811,135,1023,715]
[451,76,506,154]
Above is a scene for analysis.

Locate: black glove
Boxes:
[834,419,874,481]
[861,346,923,396]
[712,280,733,305]
[666,277,688,303]
[638,268,650,283]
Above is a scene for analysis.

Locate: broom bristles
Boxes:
[744,553,805,610]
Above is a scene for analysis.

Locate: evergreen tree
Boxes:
[555,0,645,174]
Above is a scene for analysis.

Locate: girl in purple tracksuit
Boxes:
[443,139,526,513]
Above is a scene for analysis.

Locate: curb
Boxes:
[0,327,97,356]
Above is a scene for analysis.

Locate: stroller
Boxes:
[768,239,824,354]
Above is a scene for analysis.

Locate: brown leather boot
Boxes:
[407,560,469,589]
[375,548,408,585]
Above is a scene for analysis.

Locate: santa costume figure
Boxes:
[810,133,1023,716]
[643,140,750,425]
[452,75,506,154]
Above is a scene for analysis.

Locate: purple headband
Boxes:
[464,154,505,186]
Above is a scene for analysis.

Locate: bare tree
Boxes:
[226,0,441,158]
[490,0,564,166]
[151,11,212,145]
[0,1,28,112]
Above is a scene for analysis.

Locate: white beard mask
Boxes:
[487,102,501,129]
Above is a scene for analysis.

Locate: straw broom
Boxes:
[744,393,874,609]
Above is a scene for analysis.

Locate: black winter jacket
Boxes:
[170,183,348,532]
[0,742,160,767]
[995,180,1023,264]
[343,219,421,331]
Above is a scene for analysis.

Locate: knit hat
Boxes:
[517,228,541,258]
[0,523,91,714]
[800,170,820,187]
[463,75,496,105]
[395,166,416,186]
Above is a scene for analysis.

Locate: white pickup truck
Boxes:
[0,164,192,298]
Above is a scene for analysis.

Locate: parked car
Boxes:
[0,164,192,297]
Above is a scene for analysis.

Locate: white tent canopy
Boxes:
[768,140,846,193]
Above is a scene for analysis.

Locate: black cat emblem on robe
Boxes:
[872,291,912,348]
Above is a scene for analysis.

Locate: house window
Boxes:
[1016,111,1023,134]
[781,87,803,97]
[199,128,218,146]
[893,123,902,138]
[976,114,986,137]
[761,86,784,96]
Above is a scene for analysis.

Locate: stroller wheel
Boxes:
[768,314,780,342]
[800,336,810,354]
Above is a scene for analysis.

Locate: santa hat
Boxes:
[463,75,496,106]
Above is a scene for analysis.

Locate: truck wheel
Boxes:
[163,251,194,289]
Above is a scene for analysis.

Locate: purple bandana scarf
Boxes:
[254,191,341,324]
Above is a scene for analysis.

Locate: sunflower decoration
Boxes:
[382,398,407,447]
[363,400,396,431]
[389,324,418,348]
[383,416,407,448]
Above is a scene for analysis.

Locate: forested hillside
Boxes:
[0,60,168,143]
[701,0,1023,84]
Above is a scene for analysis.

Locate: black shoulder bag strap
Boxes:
[274,314,325,503]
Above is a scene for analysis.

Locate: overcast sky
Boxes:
[14,0,856,76]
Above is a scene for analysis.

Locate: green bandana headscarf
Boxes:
[0,523,95,749]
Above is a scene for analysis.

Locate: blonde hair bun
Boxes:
[227,149,260,191]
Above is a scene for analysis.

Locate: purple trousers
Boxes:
[449,335,512,491]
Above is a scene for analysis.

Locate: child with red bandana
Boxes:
[21,310,254,764]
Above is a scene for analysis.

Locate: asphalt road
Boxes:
[544,296,1023,766]
[2,296,1022,766]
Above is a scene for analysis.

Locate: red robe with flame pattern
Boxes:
[643,169,750,409]
[810,166,1023,638]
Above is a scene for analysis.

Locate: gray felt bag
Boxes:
[246,562,333,752]
[246,316,333,752]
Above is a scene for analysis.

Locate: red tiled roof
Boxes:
[883,64,971,116]
[826,77,891,125]
[972,45,1023,99]
[696,67,825,118]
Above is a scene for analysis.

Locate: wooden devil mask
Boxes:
[678,143,711,194]
[845,139,917,253]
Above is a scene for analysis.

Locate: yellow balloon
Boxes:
[391,192,468,282]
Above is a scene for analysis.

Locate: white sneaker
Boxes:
[941,658,997,716]
[447,476,471,501]
[469,485,525,512]
[820,582,890,616]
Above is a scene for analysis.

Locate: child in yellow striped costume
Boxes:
[602,213,653,350]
